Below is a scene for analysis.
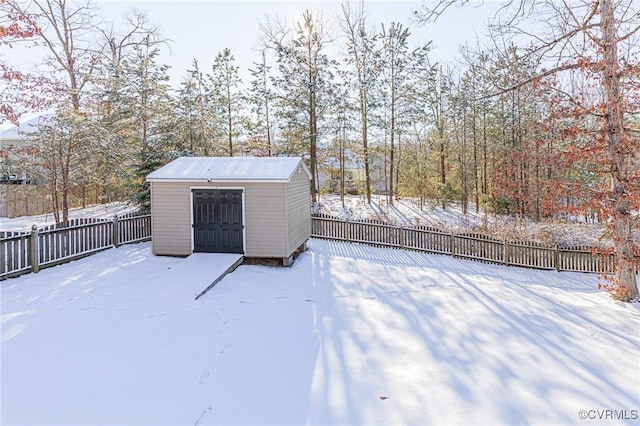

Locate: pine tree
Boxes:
[339,2,380,204]
[93,10,163,203]
[262,9,337,203]
[247,50,276,156]
[119,36,173,208]
[378,22,416,205]
[173,59,217,156]
[207,48,244,157]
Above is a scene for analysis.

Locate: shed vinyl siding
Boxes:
[151,181,289,257]
[238,182,288,257]
[151,182,193,256]
[148,157,311,258]
[286,166,312,254]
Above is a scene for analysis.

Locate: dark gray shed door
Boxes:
[192,189,244,253]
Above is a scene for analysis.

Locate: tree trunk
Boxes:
[362,100,371,204]
[389,111,395,205]
[600,0,638,300]
[340,123,345,207]
[227,83,233,157]
[395,130,401,201]
[439,138,446,209]
[473,101,479,213]
[462,125,468,215]
[309,88,318,204]
[265,71,272,157]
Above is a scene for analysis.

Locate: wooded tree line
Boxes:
[1,0,638,299]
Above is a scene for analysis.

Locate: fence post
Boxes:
[112,214,120,248]
[449,232,455,255]
[30,224,40,274]
[399,225,404,249]
[503,239,509,266]
[555,245,560,272]
[345,218,350,243]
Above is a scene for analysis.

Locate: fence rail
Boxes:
[0,211,623,280]
[1,211,151,280]
[311,214,617,274]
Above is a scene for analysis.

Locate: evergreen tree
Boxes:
[173,60,217,156]
[339,2,381,203]
[207,48,244,157]
[262,9,337,203]
[247,50,277,156]
[119,36,173,208]
[378,22,415,204]
[94,10,163,203]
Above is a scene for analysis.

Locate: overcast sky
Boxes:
[2,0,502,129]
[96,0,501,81]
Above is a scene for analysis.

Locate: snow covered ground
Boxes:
[0,201,138,232]
[2,239,639,425]
[0,196,626,248]
[315,194,621,247]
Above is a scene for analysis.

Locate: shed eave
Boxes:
[296,161,313,181]
[146,177,291,184]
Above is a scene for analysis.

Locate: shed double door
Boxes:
[192,189,244,253]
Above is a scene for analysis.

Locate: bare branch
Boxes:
[475,62,582,100]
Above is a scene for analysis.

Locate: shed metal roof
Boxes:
[146,156,311,183]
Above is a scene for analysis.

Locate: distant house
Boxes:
[1,114,109,218]
[320,151,388,195]
[0,116,49,217]
[146,156,312,266]
[0,115,52,184]
[320,151,366,194]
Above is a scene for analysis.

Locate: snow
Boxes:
[316,193,488,228]
[2,239,639,425]
[146,156,309,182]
[157,252,243,299]
[315,194,620,247]
[0,201,138,232]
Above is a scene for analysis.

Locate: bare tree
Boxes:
[416,0,639,301]
[4,0,103,110]
[3,0,105,224]
[0,1,43,125]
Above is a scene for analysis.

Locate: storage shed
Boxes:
[146,156,312,265]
